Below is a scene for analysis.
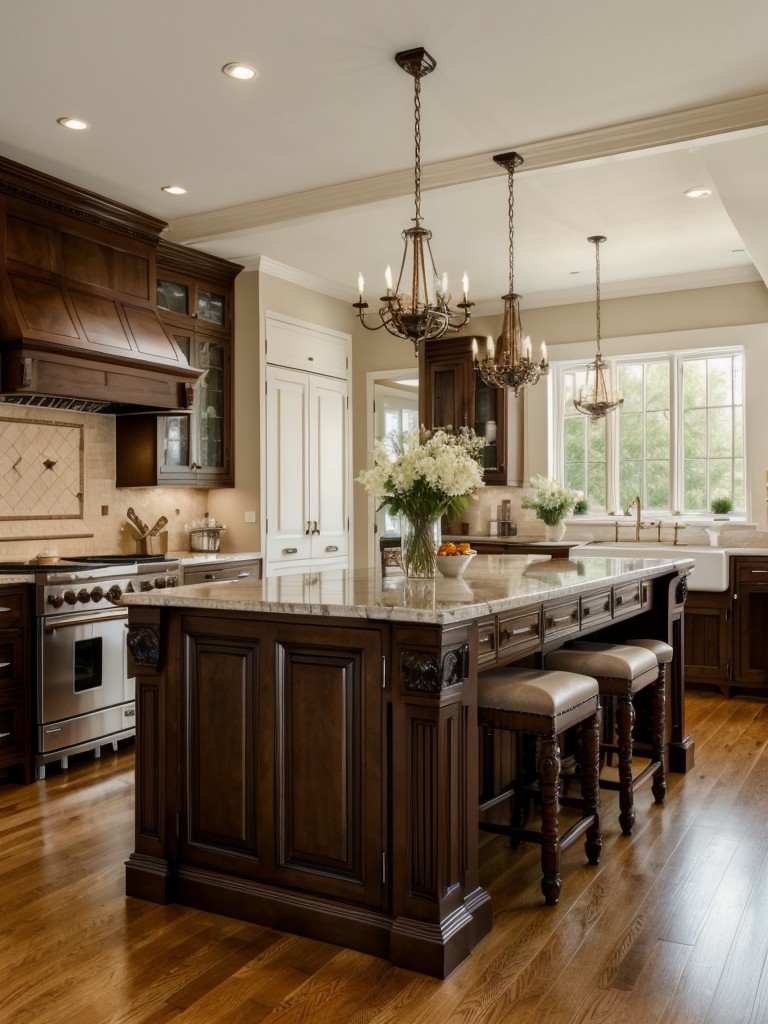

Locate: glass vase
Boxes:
[400,514,441,579]
[545,521,567,542]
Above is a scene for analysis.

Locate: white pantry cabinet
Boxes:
[264,314,350,578]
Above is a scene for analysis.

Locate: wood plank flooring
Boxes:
[2,688,768,1023]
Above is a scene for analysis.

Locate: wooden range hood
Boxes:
[0,155,201,413]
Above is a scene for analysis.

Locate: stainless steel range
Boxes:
[35,555,179,779]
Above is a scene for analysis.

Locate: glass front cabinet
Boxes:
[116,242,241,488]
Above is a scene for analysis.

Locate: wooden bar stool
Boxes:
[624,638,673,805]
[544,642,663,835]
[478,667,602,906]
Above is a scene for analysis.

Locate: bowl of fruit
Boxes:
[436,542,477,578]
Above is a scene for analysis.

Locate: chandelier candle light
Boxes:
[573,235,623,419]
[474,152,548,395]
[353,47,473,356]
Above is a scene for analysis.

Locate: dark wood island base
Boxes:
[124,556,691,977]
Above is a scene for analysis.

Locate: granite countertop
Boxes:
[170,550,263,565]
[121,552,694,626]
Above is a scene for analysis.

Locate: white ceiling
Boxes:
[2,0,768,311]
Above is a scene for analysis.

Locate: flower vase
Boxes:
[400,514,441,579]
[545,521,566,542]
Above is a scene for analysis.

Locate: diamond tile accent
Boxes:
[0,417,83,519]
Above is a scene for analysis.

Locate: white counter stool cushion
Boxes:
[544,642,663,836]
[477,667,602,906]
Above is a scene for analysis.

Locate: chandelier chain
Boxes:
[413,71,422,225]
[508,162,515,292]
[595,237,602,353]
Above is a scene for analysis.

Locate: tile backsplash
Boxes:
[0,405,208,561]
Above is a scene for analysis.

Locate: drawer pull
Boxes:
[478,635,494,645]
[325,545,339,553]
[0,661,10,669]
[615,593,639,607]
[124,708,136,718]
[748,569,768,574]
[0,731,10,739]
[582,601,611,617]
[45,727,63,736]
[237,571,251,578]
[501,625,534,640]
[282,547,298,555]
[0,606,11,614]
[547,611,578,627]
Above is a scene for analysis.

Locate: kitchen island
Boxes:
[122,552,692,978]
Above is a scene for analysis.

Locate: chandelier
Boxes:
[573,235,623,419]
[352,47,473,356]
[474,152,548,396]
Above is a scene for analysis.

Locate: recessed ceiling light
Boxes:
[161,185,187,195]
[222,62,258,80]
[57,116,89,131]
[684,186,712,199]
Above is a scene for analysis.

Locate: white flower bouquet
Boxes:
[357,427,485,575]
[521,475,575,526]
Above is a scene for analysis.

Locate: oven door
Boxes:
[37,609,133,725]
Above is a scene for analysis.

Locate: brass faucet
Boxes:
[625,495,642,541]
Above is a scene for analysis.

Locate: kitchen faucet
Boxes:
[625,495,642,541]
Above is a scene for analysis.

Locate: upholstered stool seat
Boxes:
[478,667,602,905]
[544,641,667,835]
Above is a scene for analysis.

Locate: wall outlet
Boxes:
[244,510,256,523]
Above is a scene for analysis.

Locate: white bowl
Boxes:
[436,552,476,578]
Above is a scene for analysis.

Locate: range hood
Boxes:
[0,155,202,413]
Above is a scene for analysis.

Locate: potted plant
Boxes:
[521,475,576,540]
[711,493,733,517]
[573,492,589,515]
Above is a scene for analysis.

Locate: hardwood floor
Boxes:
[2,688,768,1023]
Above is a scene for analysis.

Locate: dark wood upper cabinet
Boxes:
[116,241,242,488]
[419,335,521,485]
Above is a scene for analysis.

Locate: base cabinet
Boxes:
[683,590,731,692]
[0,586,32,784]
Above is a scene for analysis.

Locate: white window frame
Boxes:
[553,346,746,516]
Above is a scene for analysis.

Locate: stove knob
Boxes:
[90,586,104,602]
[64,590,78,606]
[78,588,91,604]
[168,576,178,587]
[47,593,64,608]
[140,580,153,592]
[106,584,123,603]
[154,577,167,589]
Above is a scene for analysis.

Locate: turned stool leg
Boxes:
[581,710,602,864]
[616,693,636,835]
[538,733,562,905]
[650,664,667,804]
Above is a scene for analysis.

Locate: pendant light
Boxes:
[574,235,623,419]
[353,47,473,357]
[473,152,548,396]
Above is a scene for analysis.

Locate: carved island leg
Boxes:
[390,625,492,979]
[125,606,175,904]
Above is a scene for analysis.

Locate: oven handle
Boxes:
[43,609,128,633]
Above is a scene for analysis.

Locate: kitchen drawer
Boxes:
[580,588,612,629]
[613,581,643,618]
[0,589,27,629]
[183,559,262,585]
[735,559,768,585]
[0,634,25,689]
[476,615,498,669]
[497,608,541,662]
[542,598,580,643]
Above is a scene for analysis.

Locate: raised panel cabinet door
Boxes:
[308,374,349,561]
[272,624,384,907]
[265,365,312,566]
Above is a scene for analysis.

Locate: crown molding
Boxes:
[244,255,353,302]
[168,93,768,245]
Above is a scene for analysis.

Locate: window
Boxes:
[555,349,745,515]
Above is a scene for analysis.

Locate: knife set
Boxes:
[126,507,169,554]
